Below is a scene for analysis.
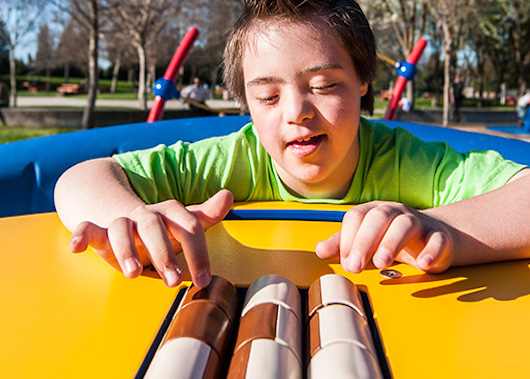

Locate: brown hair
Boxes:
[223,0,377,114]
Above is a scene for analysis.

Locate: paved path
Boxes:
[16,96,239,110]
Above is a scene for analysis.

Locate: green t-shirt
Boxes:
[113,118,525,209]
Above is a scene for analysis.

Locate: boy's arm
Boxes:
[54,157,233,288]
[316,168,530,273]
[422,168,530,267]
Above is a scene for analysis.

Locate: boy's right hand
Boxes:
[68,189,234,289]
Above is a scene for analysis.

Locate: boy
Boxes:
[54,0,530,289]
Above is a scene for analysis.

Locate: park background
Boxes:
[0,0,528,141]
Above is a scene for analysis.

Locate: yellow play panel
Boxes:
[1,202,529,378]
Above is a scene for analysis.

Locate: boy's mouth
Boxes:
[287,134,325,157]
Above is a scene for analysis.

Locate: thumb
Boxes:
[315,231,341,259]
[187,189,234,230]
[70,221,110,253]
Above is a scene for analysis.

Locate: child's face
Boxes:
[243,21,367,199]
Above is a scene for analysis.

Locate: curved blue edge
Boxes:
[225,209,346,222]
[0,115,528,218]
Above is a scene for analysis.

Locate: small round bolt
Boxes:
[380,269,402,279]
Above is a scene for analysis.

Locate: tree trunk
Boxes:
[8,45,17,108]
[45,68,51,93]
[82,0,99,130]
[406,81,414,106]
[147,62,156,94]
[64,62,70,83]
[441,19,452,127]
[136,44,147,110]
[510,0,526,94]
[127,67,135,83]
[111,53,121,93]
[210,66,219,100]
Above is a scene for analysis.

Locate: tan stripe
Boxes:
[321,275,364,318]
[228,340,302,379]
[145,338,221,379]
[308,341,383,379]
[242,275,302,323]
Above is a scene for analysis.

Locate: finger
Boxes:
[134,210,183,287]
[315,232,341,259]
[70,221,122,271]
[343,205,399,273]
[107,217,142,279]
[372,213,421,269]
[187,189,234,230]
[417,231,452,273]
[339,205,371,270]
[70,221,109,253]
[161,203,211,289]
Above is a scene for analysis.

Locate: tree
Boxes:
[0,0,45,107]
[184,0,244,92]
[425,0,475,126]
[34,25,55,92]
[102,24,130,93]
[145,23,179,94]
[0,21,9,75]
[502,0,530,94]
[51,0,101,129]
[106,0,183,110]
[378,0,428,103]
[55,20,88,83]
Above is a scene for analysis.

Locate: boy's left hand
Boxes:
[315,201,454,274]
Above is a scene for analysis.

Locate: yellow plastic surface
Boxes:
[0,213,178,378]
[2,204,530,378]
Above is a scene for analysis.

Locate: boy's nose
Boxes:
[283,90,315,125]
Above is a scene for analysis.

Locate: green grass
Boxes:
[16,75,137,95]
[0,126,77,144]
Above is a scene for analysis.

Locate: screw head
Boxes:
[380,269,402,279]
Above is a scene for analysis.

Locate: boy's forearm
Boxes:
[54,157,145,231]
[422,169,530,267]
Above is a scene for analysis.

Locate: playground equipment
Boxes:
[381,38,427,121]
[1,29,530,379]
[148,28,200,123]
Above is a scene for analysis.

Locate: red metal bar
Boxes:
[163,28,199,81]
[384,76,407,121]
[383,37,427,121]
[147,27,200,123]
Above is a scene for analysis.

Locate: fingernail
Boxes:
[420,255,434,268]
[164,267,182,287]
[196,271,211,288]
[315,242,324,256]
[69,236,81,251]
[376,249,393,267]
[347,254,363,273]
[124,258,141,276]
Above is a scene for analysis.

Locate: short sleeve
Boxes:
[113,124,274,205]
[353,120,526,209]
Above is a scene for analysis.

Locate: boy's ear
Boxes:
[360,82,369,97]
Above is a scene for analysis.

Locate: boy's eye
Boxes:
[312,83,337,93]
[257,95,278,104]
